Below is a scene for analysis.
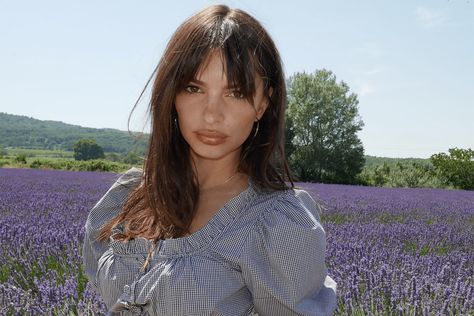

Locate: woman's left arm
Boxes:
[239,190,337,316]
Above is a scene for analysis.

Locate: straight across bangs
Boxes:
[171,12,267,106]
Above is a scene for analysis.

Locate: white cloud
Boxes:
[415,7,448,29]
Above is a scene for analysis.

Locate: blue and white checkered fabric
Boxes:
[83,167,337,315]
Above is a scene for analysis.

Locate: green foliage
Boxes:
[0,159,8,167]
[363,155,428,167]
[1,147,141,172]
[357,160,448,189]
[0,263,10,283]
[7,148,74,158]
[0,112,148,154]
[73,138,105,161]
[430,147,474,190]
[105,152,121,162]
[403,240,450,256]
[284,115,296,159]
[72,159,117,172]
[28,157,127,172]
[14,153,27,164]
[123,151,144,165]
[76,264,89,302]
[0,145,7,158]
[45,253,68,286]
[285,70,365,184]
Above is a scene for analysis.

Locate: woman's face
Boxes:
[175,51,268,165]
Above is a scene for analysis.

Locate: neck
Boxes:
[190,153,241,191]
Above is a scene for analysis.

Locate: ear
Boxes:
[256,87,273,120]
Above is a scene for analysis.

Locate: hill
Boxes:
[364,155,430,167]
[0,112,148,154]
[0,112,432,165]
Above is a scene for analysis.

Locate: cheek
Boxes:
[175,103,197,132]
[177,115,195,137]
[230,115,255,140]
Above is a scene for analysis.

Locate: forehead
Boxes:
[194,51,227,80]
[194,50,262,87]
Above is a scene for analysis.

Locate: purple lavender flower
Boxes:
[0,169,473,315]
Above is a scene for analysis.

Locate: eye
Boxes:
[228,90,245,99]
[184,85,202,94]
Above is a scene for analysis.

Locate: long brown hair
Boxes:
[97,4,294,268]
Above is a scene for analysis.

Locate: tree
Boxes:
[73,138,105,161]
[430,147,474,190]
[285,70,365,184]
[284,115,296,159]
[373,162,391,186]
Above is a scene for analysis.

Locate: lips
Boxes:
[195,130,227,145]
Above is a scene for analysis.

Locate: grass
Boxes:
[403,240,450,256]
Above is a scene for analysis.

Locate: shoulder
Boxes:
[239,187,329,287]
[114,167,143,188]
[85,167,143,231]
[253,186,323,231]
[238,186,336,314]
[238,186,326,260]
[96,167,142,207]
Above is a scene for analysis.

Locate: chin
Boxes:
[189,144,241,161]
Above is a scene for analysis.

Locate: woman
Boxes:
[83,4,337,316]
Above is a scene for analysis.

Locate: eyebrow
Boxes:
[189,79,239,89]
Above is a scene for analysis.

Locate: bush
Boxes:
[0,146,7,158]
[358,161,449,189]
[28,158,126,173]
[431,148,474,190]
[0,159,8,168]
[105,152,121,162]
[123,151,143,165]
[15,154,27,164]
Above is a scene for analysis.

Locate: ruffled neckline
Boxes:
[109,176,257,258]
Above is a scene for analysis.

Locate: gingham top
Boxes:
[82,167,337,316]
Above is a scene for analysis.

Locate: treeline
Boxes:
[0,112,148,154]
[358,160,447,189]
[358,148,473,190]
[0,148,141,173]
[2,146,472,190]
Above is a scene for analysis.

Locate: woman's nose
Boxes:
[203,94,224,124]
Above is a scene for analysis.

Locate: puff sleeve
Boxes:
[82,167,142,291]
[239,189,337,316]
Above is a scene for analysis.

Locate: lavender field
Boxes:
[0,168,473,315]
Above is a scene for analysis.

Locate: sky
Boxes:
[1,0,473,158]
